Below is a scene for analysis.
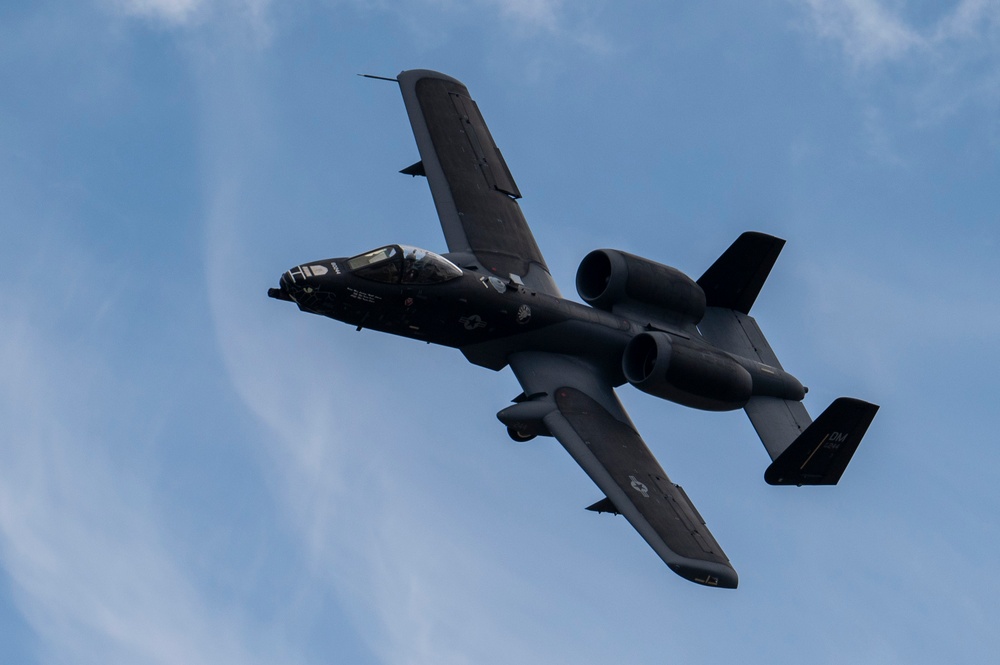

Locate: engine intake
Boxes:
[576,249,706,324]
[622,332,752,411]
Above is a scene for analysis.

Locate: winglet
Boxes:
[764,397,879,486]
[697,232,785,314]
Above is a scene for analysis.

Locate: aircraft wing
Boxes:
[506,352,739,588]
[396,69,560,296]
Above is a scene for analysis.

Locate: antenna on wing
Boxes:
[358,73,398,82]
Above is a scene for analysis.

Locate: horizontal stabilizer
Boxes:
[698,232,785,314]
[744,396,812,461]
[765,398,879,486]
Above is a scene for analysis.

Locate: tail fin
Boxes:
[697,231,785,314]
[764,398,879,485]
[696,232,879,480]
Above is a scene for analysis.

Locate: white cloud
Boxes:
[794,1,1000,157]
[110,0,206,24]
[933,0,1000,41]
[801,0,924,65]
[487,0,562,32]
[486,0,611,52]
[799,0,1000,67]
[105,0,273,36]
[409,0,567,32]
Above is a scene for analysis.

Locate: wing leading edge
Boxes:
[396,69,559,296]
[507,353,738,588]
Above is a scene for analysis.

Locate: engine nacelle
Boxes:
[576,249,706,324]
[622,332,752,411]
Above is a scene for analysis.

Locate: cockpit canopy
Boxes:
[346,245,463,285]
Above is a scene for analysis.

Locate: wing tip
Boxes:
[397,68,467,89]
[670,562,739,589]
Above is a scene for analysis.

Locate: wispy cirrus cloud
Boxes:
[0,275,302,665]
[107,0,206,24]
[793,1,1000,159]
[107,0,593,41]
[798,0,1000,67]
[198,106,553,665]
[799,0,924,65]
[483,0,563,32]
[348,0,610,55]
[104,0,273,38]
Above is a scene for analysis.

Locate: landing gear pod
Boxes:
[497,399,555,441]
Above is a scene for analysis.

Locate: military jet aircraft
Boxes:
[268,69,878,588]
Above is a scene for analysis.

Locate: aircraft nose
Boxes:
[267,268,300,302]
[269,263,337,304]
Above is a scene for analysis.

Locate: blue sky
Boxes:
[2,1,999,663]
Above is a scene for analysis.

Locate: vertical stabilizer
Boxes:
[764,398,879,485]
[697,232,785,314]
